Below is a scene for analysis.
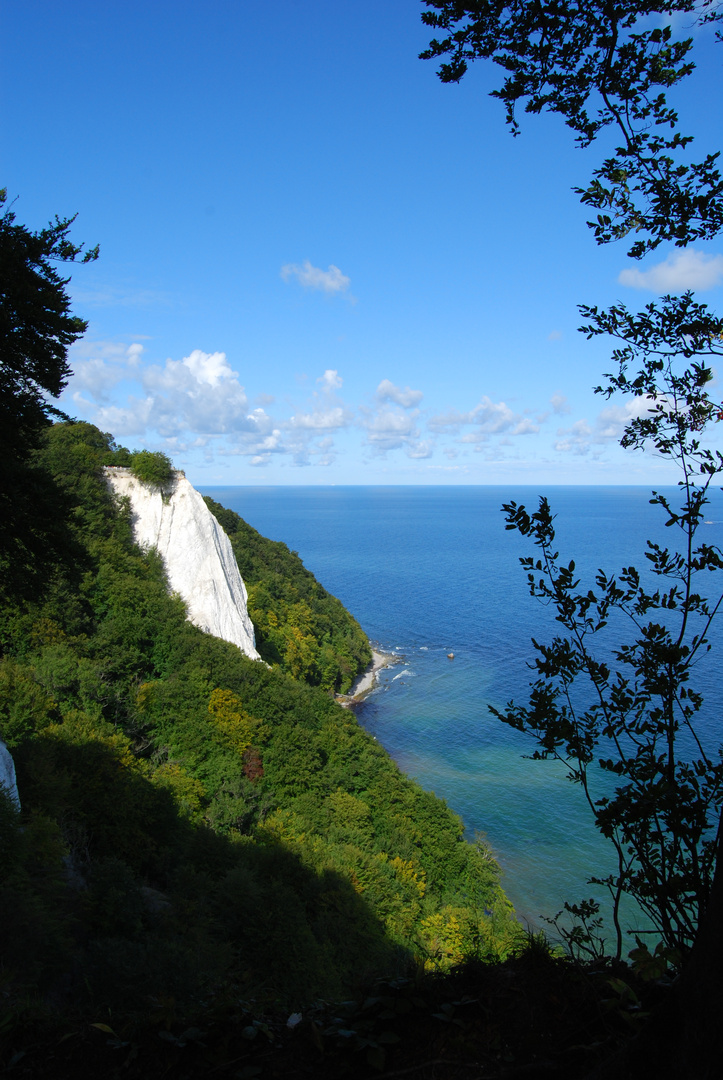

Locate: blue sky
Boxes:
[3,0,722,485]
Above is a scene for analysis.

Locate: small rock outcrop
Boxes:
[0,740,20,809]
[105,468,260,661]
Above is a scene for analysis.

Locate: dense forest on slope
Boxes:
[0,421,517,1043]
[203,496,370,692]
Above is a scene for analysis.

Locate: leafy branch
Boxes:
[420,1,723,255]
[491,311,723,956]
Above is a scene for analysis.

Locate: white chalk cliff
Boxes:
[0,740,20,809]
[105,469,260,661]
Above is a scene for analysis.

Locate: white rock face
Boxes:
[0,740,20,809]
[105,469,260,661]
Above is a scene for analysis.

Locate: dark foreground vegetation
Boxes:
[2,948,675,1079]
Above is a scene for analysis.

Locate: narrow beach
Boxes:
[339,648,396,704]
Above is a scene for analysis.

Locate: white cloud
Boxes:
[309,435,336,467]
[289,367,351,432]
[551,393,571,415]
[69,360,127,402]
[375,379,423,408]
[283,368,352,465]
[429,396,539,436]
[366,409,417,444]
[281,260,351,294]
[619,250,723,292]
[139,351,252,437]
[554,398,654,455]
[406,441,432,459]
[72,394,154,437]
[554,419,594,455]
[68,346,260,440]
[361,403,431,458]
[363,408,414,450]
[222,422,286,465]
[510,417,539,434]
[427,407,472,432]
[70,340,583,474]
[66,341,145,402]
[317,369,343,391]
[67,342,357,468]
[289,406,349,431]
[182,349,237,388]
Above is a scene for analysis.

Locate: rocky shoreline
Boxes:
[338,648,397,705]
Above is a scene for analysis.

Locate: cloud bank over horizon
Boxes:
[62,338,656,479]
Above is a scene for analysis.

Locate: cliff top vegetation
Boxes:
[128,449,175,491]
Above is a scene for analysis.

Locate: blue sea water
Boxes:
[200,485,723,939]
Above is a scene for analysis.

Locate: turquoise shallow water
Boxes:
[201,485,723,940]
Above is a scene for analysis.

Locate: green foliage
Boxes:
[204,496,371,692]
[0,658,57,748]
[0,189,97,447]
[0,193,98,603]
[0,420,516,1030]
[129,449,175,490]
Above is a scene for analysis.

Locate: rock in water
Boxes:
[105,469,260,660]
[0,740,20,809]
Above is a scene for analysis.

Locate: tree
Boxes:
[0,189,98,449]
[422,5,723,1074]
[0,189,98,599]
[129,449,175,491]
[420,1,723,257]
[492,301,723,959]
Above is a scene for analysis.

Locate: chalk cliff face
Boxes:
[105,469,260,661]
[0,740,20,809]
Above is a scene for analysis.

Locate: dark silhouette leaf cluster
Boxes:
[421,1,723,256]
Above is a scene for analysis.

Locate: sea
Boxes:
[200,485,723,943]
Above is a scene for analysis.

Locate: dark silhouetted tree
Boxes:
[0,190,97,600]
[422,5,723,1075]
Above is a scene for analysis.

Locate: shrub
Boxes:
[129,450,174,490]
